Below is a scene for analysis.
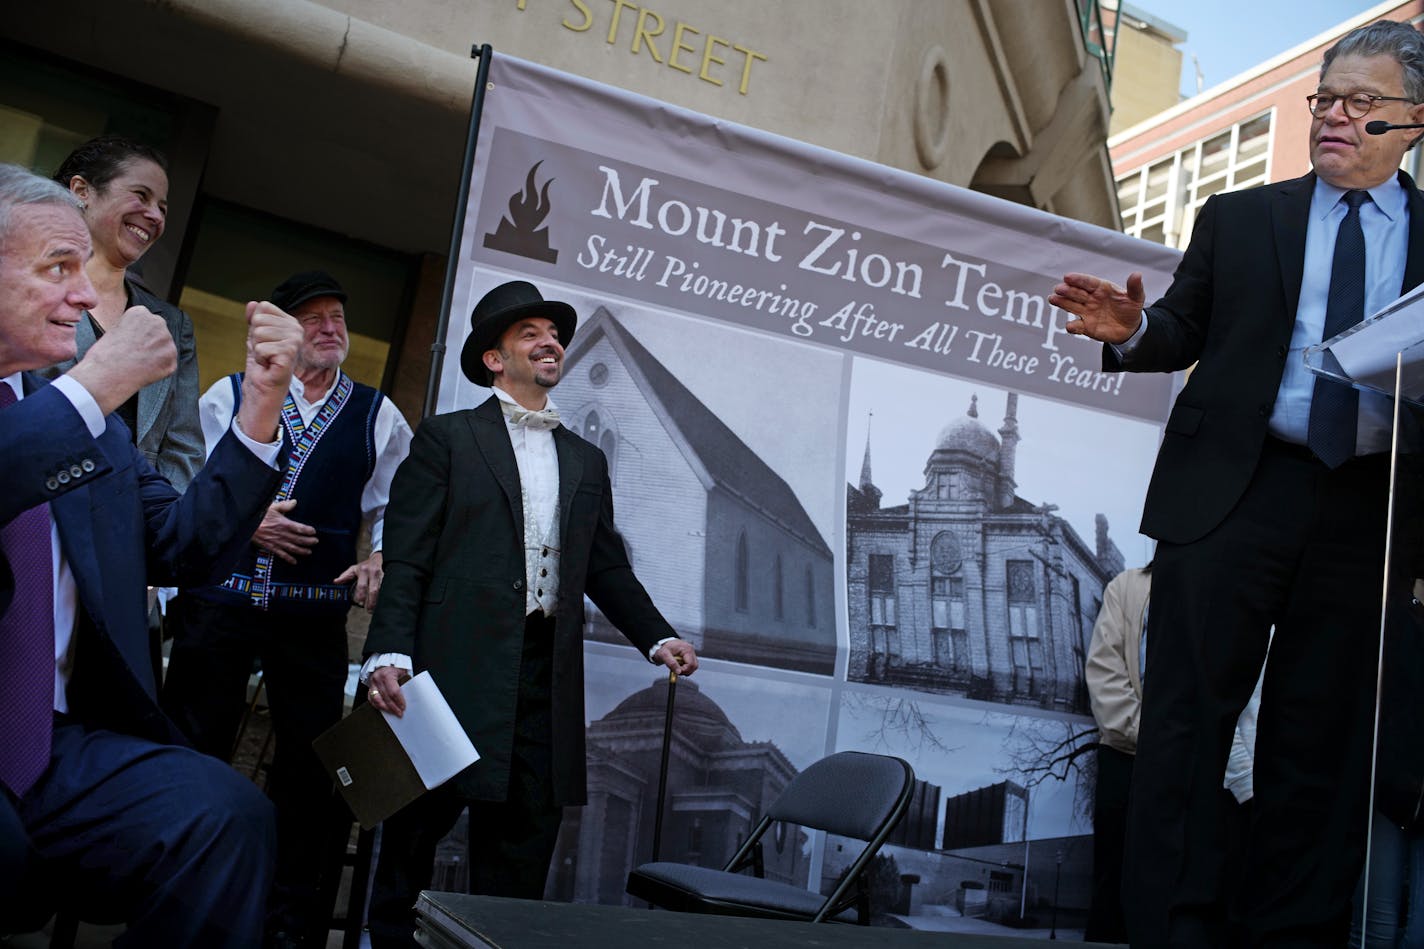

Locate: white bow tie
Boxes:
[503,402,561,431]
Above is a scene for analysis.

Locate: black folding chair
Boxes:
[626,750,914,925]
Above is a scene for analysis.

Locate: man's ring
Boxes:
[370,688,380,698]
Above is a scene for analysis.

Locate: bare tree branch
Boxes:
[995,714,1098,824]
[843,693,962,757]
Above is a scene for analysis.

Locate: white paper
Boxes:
[380,671,480,790]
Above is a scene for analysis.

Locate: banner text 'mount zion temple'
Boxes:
[435,53,1181,935]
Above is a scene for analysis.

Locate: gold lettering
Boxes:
[605,0,638,45]
[732,43,767,95]
[562,0,592,31]
[632,7,665,62]
[669,22,699,74]
[699,34,728,86]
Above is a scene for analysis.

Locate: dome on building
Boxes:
[599,677,743,746]
[934,395,1000,461]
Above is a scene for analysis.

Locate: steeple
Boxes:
[856,412,882,511]
[996,393,1020,510]
[859,411,875,492]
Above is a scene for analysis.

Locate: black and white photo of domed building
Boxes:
[846,391,1124,714]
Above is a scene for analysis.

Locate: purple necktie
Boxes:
[0,383,55,796]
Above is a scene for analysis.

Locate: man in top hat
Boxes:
[161,269,413,948]
[361,279,698,948]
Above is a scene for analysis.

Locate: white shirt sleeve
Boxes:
[361,398,415,553]
[199,375,281,469]
[359,652,413,683]
[50,374,106,437]
[1109,311,1150,360]
[198,376,235,460]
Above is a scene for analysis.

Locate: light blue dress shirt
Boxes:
[1267,176,1406,455]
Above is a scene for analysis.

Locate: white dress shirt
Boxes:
[1117,176,1406,456]
[491,386,563,618]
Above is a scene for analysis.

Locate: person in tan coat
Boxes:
[1084,563,1152,944]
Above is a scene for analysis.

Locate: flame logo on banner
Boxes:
[483,161,558,263]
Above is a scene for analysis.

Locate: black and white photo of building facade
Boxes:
[557,305,841,674]
[548,651,833,906]
[846,390,1125,714]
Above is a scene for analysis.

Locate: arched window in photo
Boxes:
[599,429,616,481]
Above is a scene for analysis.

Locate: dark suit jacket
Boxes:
[364,395,676,805]
[2,375,280,744]
[1105,171,1424,544]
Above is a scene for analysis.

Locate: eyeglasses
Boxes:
[1307,92,1417,119]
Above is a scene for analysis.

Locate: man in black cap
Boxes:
[360,280,698,948]
[161,269,413,948]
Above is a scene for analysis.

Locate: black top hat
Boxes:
[270,270,347,313]
[460,281,577,386]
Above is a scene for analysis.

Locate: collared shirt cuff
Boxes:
[647,637,677,663]
[51,374,106,438]
[360,652,412,683]
[1110,311,1149,359]
[231,416,283,469]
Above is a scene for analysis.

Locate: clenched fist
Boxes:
[67,305,177,415]
[236,301,304,444]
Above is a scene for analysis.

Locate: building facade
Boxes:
[846,393,1123,714]
[558,308,838,674]
[1103,1,1186,136]
[547,677,805,906]
[1110,0,1424,252]
[2,0,1124,422]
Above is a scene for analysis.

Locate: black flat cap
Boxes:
[270,270,348,313]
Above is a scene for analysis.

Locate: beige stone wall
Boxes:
[308,0,1118,223]
[2,0,1123,407]
[1109,19,1183,134]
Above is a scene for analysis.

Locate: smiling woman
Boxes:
[41,135,204,491]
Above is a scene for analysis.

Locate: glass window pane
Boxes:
[1200,132,1231,176]
[1232,158,1267,187]
[1144,161,1172,201]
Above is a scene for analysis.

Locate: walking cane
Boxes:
[650,670,678,862]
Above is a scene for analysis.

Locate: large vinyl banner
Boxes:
[437,54,1182,936]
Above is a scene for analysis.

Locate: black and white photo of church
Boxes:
[558,306,840,675]
[846,391,1125,713]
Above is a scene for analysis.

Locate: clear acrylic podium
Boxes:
[1306,291,1424,943]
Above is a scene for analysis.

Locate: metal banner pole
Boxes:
[423,43,494,420]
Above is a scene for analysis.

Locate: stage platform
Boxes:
[414,893,1116,949]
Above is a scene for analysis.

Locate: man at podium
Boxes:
[1049,19,1424,948]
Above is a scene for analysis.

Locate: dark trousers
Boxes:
[1086,744,1134,944]
[160,595,351,943]
[15,718,275,947]
[367,613,564,949]
[1123,439,1388,948]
